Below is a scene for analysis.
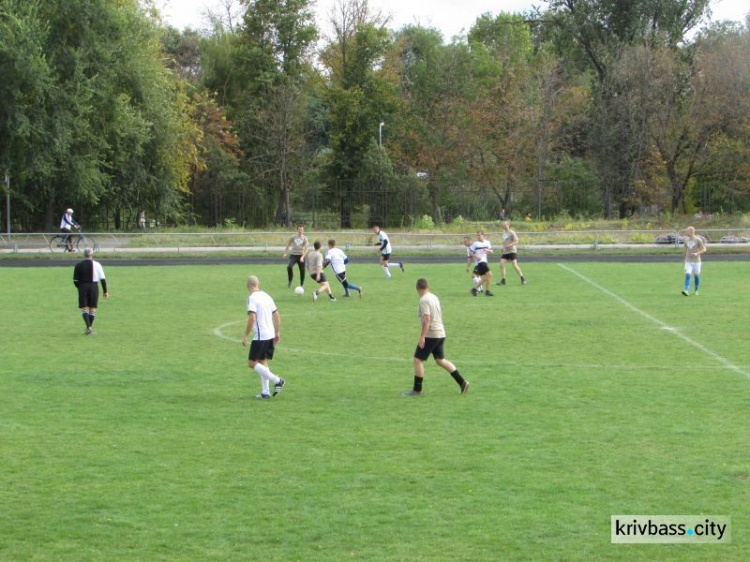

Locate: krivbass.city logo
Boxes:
[611,515,731,544]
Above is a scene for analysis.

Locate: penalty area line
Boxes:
[557,264,750,380]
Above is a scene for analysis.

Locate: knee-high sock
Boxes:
[81,311,91,328]
[694,275,700,291]
[254,363,280,391]
[684,273,691,292]
[382,265,391,278]
[88,311,96,326]
[298,262,305,286]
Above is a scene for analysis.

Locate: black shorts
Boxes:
[287,254,304,268]
[473,262,490,276]
[335,271,347,283]
[310,272,327,283]
[249,339,275,361]
[414,337,446,361]
[381,253,391,260]
[77,283,99,308]
[502,253,518,261]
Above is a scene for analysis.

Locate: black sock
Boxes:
[329,293,335,299]
[82,312,90,328]
[299,263,305,286]
[414,376,423,392]
[89,312,96,326]
[287,267,293,284]
[450,369,465,387]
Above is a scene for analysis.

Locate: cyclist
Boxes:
[60,208,80,252]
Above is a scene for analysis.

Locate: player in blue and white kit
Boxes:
[468,231,494,297]
[373,225,404,278]
[325,239,363,298]
[242,275,286,399]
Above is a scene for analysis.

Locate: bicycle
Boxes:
[49,230,97,253]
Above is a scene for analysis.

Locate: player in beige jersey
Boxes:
[403,278,469,396]
[283,225,308,289]
[498,221,526,286]
[682,226,706,296]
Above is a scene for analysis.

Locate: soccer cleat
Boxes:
[287,281,292,288]
[84,328,92,336]
[681,290,689,296]
[694,291,700,296]
[461,380,470,395]
[402,390,422,397]
[496,278,506,286]
[254,393,271,400]
[344,293,351,297]
[273,378,286,397]
[312,291,318,302]
[521,278,527,285]
[470,288,478,297]
[400,262,405,273]
[485,291,495,297]
[329,296,337,302]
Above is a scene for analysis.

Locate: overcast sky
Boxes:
[160,0,749,40]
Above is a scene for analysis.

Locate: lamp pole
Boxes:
[4,170,9,236]
[379,121,384,148]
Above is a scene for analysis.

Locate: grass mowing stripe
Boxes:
[558,262,750,380]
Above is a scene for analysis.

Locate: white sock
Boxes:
[382,265,391,278]
[254,363,280,394]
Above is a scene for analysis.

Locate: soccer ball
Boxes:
[294,286,305,296]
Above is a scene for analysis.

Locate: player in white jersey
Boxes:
[325,239,363,298]
[242,275,285,399]
[373,225,404,278]
[468,231,494,297]
[463,236,483,293]
[681,226,707,296]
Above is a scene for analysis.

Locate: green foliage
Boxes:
[412,213,435,229]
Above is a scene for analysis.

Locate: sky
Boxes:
[160,0,749,40]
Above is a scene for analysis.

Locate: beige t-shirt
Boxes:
[287,234,308,255]
[418,292,446,338]
[306,250,324,274]
[502,230,518,254]
[684,236,705,263]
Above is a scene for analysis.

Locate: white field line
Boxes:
[212,320,737,372]
[558,263,750,380]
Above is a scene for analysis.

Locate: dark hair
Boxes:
[314,240,321,250]
[328,239,336,246]
[416,278,429,290]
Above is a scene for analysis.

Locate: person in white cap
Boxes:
[60,208,80,252]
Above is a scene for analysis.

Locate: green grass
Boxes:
[1,260,749,561]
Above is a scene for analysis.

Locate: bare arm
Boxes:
[418,314,430,348]
[272,310,280,344]
[242,311,255,346]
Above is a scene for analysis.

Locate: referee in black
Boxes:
[73,247,109,335]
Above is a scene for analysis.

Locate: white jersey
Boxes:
[60,213,76,230]
[325,247,348,274]
[92,260,105,282]
[469,240,492,264]
[246,290,277,341]
[377,230,392,255]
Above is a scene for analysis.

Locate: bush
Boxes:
[413,214,435,229]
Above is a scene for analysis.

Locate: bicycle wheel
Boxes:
[49,235,68,253]
[76,234,96,252]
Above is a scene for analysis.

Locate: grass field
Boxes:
[1,258,749,561]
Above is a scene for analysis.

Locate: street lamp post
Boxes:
[378,122,385,225]
[379,121,384,147]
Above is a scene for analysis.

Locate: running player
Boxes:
[306,241,336,302]
[498,221,526,286]
[325,239,362,298]
[373,225,404,278]
[469,231,494,297]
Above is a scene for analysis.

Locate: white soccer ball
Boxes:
[294,286,305,295]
